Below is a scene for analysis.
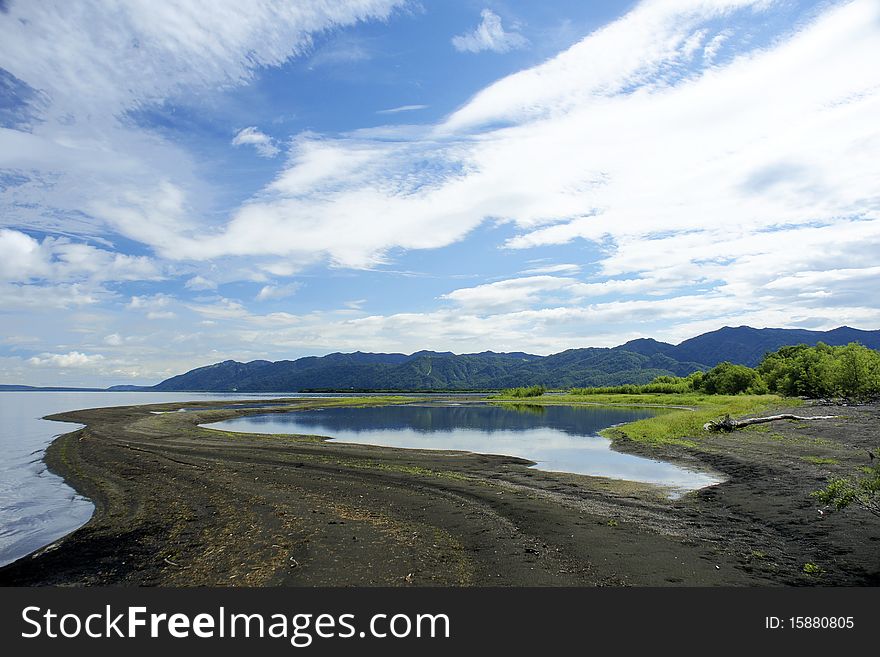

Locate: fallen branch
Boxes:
[704,414,838,432]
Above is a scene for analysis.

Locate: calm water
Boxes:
[207,404,721,494]
[0,391,311,568]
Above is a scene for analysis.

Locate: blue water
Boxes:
[207,404,722,494]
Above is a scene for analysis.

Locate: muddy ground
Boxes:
[0,397,877,586]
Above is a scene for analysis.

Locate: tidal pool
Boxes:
[206,403,721,494]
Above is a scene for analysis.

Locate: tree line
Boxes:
[571,342,880,400]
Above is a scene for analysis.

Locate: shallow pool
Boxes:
[205,403,721,495]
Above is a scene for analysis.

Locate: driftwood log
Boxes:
[703,414,838,432]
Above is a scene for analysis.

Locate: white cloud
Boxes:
[0,0,407,120]
[128,294,173,310]
[441,275,675,312]
[0,229,160,283]
[0,282,110,310]
[184,275,218,291]
[377,104,429,114]
[520,263,582,276]
[307,34,373,68]
[256,282,302,301]
[155,0,879,275]
[127,294,177,319]
[28,351,105,368]
[4,0,880,384]
[0,0,408,259]
[231,127,280,158]
[703,29,731,62]
[146,311,177,321]
[188,298,250,320]
[452,9,528,54]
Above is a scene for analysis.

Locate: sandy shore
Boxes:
[1,397,877,586]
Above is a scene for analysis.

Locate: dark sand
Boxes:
[1,397,877,586]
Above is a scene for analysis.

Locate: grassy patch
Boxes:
[491,392,797,447]
[602,394,795,446]
[803,562,823,575]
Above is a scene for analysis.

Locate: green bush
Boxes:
[813,460,880,518]
[500,385,546,398]
[758,342,880,400]
[570,375,694,396]
[568,342,880,400]
[699,362,766,395]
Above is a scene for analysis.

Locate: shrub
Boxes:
[501,385,546,398]
[699,362,766,395]
[570,376,692,396]
[758,342,880,400]
[813,460,880,518]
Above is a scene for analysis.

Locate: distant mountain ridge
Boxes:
[144,325,880,392]
[617,326,880,367]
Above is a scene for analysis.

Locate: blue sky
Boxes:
[1,0,879,386]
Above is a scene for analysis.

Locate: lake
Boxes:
[0,391,314,568]
[206,403,721,494]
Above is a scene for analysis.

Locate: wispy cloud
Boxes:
[184,275,218,291]
[307,34,374,69]
[520,263,582,276]
[231,127,280,158]
[256,282,301,301]
[0,0,406,119]
[153,0,880,337]
[377,104,429,114]
[0,0,408,256]
[452,9,528,54]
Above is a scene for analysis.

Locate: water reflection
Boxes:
[208,404,721,494]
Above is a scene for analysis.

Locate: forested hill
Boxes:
[145,326,880,392]
[617,326,880,368]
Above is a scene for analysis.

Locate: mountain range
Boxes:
[126,325,880,392]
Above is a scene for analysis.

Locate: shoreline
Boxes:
[1,396,877,586]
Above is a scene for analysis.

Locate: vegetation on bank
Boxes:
[597,394,794,446]
[568,342,880,400]
[491,342,879,445]
[488,390,796,447]
[499,385,546,398]
[814,460,880,518]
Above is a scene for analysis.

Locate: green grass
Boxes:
[492,392,798,447]
[599,394,796,446]
[802,456,839,465]
[802,562,823,575]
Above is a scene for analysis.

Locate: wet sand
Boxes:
[1,397,877,586]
